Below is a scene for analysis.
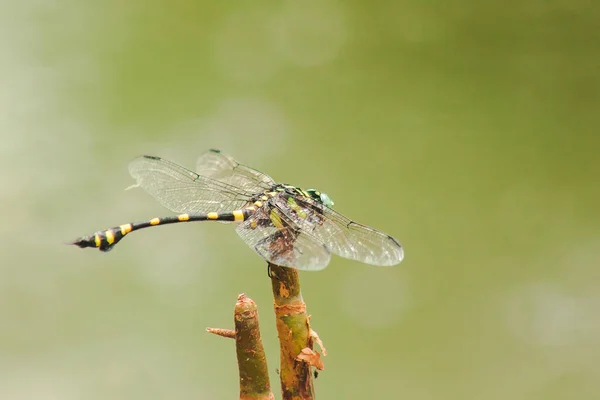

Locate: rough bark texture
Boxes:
[234,294,275,400]
[269,263,315,400]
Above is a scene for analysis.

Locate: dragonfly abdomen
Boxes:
[72,209,254,252]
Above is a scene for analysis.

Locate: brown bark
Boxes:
[208,294,274,400]
[269,263,315,400]
[235,294,275,400]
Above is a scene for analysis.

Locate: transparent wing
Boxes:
[235,206,331,271]
[129,155,254,214]
[273,195,404,266]
[196,149,275,194]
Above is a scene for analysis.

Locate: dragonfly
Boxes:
[72,149,404,270]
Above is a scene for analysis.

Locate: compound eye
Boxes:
[320,193,334,208]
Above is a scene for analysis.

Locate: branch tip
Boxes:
[206,327,236,339]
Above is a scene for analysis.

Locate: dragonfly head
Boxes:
[305,188,335,208]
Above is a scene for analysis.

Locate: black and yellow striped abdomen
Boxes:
[72,209,253,252]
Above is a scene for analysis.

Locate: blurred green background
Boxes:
[1,0,599,399]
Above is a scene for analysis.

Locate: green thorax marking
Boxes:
[287,196,308,219]
[269,209,284,229]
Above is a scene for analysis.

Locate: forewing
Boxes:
[235,206,331,271]
[196,149,275,194]
[274,195,404,266]
[129,155,253,213]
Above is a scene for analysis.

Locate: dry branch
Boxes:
[208,294,274,400]
[269,263,325,400]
